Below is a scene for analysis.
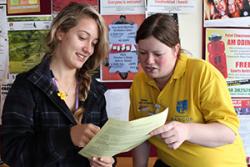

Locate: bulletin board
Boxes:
[0,1,203,164]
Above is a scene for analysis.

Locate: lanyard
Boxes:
[51,76,79,111]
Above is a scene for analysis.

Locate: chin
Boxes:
[75,61,85,68]
[146,73,158,79]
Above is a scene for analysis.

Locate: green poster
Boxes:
[8,30,48,73]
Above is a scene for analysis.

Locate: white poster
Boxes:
[0,5,8,80]
[147,0,196,13]
[0,0,6,4]
[8,15,51,31]
[100,0,145,15]
[0,74,15,124]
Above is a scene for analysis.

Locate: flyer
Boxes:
[101,14,144,81]
[7,0,40,14]
[205,28,250,97]
[147,0,196,14]
[52,0,99,15]
[100,0,145,15]
[204,0,250,27]
[8,15,51,73]
[0,5,8,80]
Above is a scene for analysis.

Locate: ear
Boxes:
[56,29,64,41]
[174,43,180,57]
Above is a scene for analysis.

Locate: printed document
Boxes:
[79,108,168,158]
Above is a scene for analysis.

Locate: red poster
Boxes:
[101,14,144,81]
[52,0,99,14]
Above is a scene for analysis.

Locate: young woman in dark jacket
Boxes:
[0,2,114,167]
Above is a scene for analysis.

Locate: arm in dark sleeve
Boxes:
[0,76,36,167]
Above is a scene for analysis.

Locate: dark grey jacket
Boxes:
[0,56,108,167]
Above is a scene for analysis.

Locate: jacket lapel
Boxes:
[27,56,77,124]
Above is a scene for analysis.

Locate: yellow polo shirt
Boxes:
[129,53,247,167]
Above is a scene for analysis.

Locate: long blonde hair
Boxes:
[46,2,109,122]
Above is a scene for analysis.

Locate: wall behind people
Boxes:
[178,1,202,58]
[0,2,202,166]
[0,0,203,121]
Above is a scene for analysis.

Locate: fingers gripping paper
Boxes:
[79,108,168,158]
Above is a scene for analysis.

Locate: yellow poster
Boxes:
[7,0,40,14]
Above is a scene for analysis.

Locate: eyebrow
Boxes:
[78,30,98,40]
[78,30,90,36]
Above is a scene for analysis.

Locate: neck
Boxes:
[155,72,173,90]
[155,78,169,90]
[50,58,76,82]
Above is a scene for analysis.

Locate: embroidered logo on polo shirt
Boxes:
[138,99,161,114]
[176,100,188,114]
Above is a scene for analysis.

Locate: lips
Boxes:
[145,66,157,73]
[76,52,88,62]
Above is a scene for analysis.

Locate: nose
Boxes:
[145,54,155,64]
[82,41,93,54]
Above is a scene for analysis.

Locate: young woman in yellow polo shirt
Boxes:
[130,13,247,167]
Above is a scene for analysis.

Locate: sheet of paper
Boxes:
[79,108,168,158]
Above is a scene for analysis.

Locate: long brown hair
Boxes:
[46,2,109,122]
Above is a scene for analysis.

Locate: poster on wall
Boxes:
[100,0,145,15]
[238,114,250,158]
[7,0,40,14]
[0,5,8,80]
[101,14,144,81]
[52,0,99,15]
[8,15,51,73]
[147,0,196,13]
[0,0,6,4]
[233,98,250,115]
[205,28,250,97]
[204,0,250,27]
[0,74,15,124]
[233,98,250,157]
